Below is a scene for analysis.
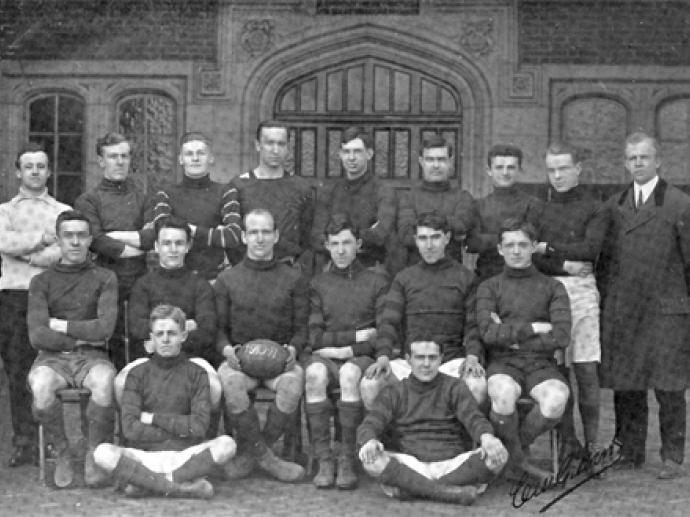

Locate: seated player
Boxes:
[147,132,242,281]
[215,208,307,482]
[357,340,508,505]
[360,211,486,409]
[27,210,118,488]
[477,218,571,481]
[306,213,390,489]
[94,304,236,499]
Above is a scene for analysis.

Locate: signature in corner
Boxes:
[508,442,621,512]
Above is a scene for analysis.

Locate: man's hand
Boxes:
[359,439,384,464]
[355,327,377,343]
[284,345,297,371]
[479,433,509,469]
[222,344,242,370]
[185,319,198,332]
[140,412,154,425]
[563,260,593,277]
[534,242,548,254]
[532,322,553,334]
[364,356,390,379]
[461,354,484,378]
[189,224,197,236]
[314,347,354,360]
[490,312,502,324]
[41,231,58,247]
[49,318,68,334]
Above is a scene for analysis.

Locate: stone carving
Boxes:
[200,69,224,96]
[459,18,493,57]
[241,19,275,57]
[509,72,534,99]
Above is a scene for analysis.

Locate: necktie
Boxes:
[637,189,644,210]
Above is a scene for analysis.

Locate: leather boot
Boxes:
[84,401,115,487]
[306,400,335,488]
[34,401,73,488]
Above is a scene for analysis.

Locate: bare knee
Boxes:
[532,380,569,418]
[339,363,363,401]
[29,367,66,409]
[93,443,122,472]
[219,364,252,413]
[360,376,385,410]
[464,375,487,404]
[305,363,329,401]
[274,367,304,413]
[83,364,116,405]
[487,375,521,414]
[209,435,236,464]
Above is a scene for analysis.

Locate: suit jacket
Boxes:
[599,178,690,390]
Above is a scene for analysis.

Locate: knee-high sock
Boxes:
[437,452,495,486]
[262,403,293,447]
[33,400,67,452]
[555,365,579,447]
[520,406,559,448]
[112,454,174,494]
[85,400,115,449]
[306,400,334,460]
[379,458,474,504]
[336,400,364,457]
[172,449,216,483]
[230,406,267,457]
[490,410,523,463]
[573,362,600,445]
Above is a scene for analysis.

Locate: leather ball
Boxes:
[237,339,289,379]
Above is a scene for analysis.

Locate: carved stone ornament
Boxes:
[510,72,535,99]
[459,18,494,58]
[241,19,275,57]
[200,69,224,96]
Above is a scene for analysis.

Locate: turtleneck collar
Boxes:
[331,259,364,279]
[100,177,131,192]
[155,265,190,278]
[55,259,94,273]
[549,185,582,203]
[503,264,537,277]
[420,255,452,271]
[182,174,211,189]
[151,351,187,369]
[493,184,520,196]
[345,170,373,191]
[408,372,443,392]
[420,179,450,192]
[242,256,278,270]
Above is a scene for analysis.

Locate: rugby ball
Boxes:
[237,339,289,379]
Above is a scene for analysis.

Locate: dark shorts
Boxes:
[305,355,375,388]
[30,347,114,388]
[487,355,565,394]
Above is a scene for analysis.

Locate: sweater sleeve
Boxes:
[298,185,316,256]
[356,384,398,450]
[128,277,152,343]
[121,367,175,443]
[308,282,355,351]
[463,276,483,359]
[183,279,217,358]
[289,273,310,354]
[520,282,572,352]
[374,276,405,359]
[450,190,476,241]
[27,275,78,351]
[75,192,126,259]
[361,183,395,248]
[465,200,496,253]
[193,185,242,250]
[151,366,210,439]
[396,190,417,249]
[214,274,232,354]
[0,203,45,256]
[451,380,495,443]
[475,280,535,349]
[65,270,118,342]
[310,185,333,256]
[550,202,610,263]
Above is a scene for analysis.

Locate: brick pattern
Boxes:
[0,0,218,61]
[519,0,690,65]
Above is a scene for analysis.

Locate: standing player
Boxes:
[75,133,154,369]
[306,213,389,489]
[533,142,609,461]
[147,132,242,281]
[229,121,314,271]
[0,143,70,467]
[466,145,543,282]
[397,134,475,265]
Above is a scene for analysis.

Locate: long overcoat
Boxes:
[599,179,690,390]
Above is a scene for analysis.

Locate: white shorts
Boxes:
[121,440,215,475]
[390,357,466,380]
[555,274,601,365]
[388,448,480,480]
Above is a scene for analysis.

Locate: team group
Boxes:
[0,120,687,504]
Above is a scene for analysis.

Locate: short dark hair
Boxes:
[255,120,290,142]
[243,208,276,231]
[96,132,130,157]
[324,213,360,239]
[487,144,523,168]
[341,126,373,150]
[419,134,453,157]
[179,131,213,148]
[154,215,192,242]
[149,304,186,331]
[415,211,450,234]
[15,142,49,169]
[55,210,92,235]
[544,142,581,164]
[409,339,442,356]
[498,217,538,242]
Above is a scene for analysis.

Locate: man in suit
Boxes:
[599,131,690,478]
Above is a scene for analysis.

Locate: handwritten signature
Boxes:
[509,442,621,512]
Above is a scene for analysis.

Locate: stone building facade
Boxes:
[1,0,689,206]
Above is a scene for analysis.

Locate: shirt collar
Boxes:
[14,186,53,203]
[634,175,659,205]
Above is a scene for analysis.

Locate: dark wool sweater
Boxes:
[27,260,118,352]
[128,266,218,365]
[397,180,475,263]
[229,171,314,262]
[214,257,309,354]
[357,372,494,462]
[466,185,543,281]
[308,260,390,356]
[533,186,609,276]
[376,256,481,361]
[312,171,396,266]
[148,174,242,280]
[75,178,155,281]
[120,352,210,451]
[476,265,571,360]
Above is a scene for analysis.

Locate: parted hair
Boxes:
[243,208,276,231]
[179,131,213,148]
[341,126,373,149]
[96,132,129,157]
[544,141,582,163]
[420,134,453,157]
[154,215,192,241]
[498,217,538,242]
[487,144,523,168]
[416,211,450,234]
[625,131,659,154]
[149,304,186,331]
[55,210,91,235]
[255,120,290,141]
[324,212,360,239]
[15,142,49,169]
